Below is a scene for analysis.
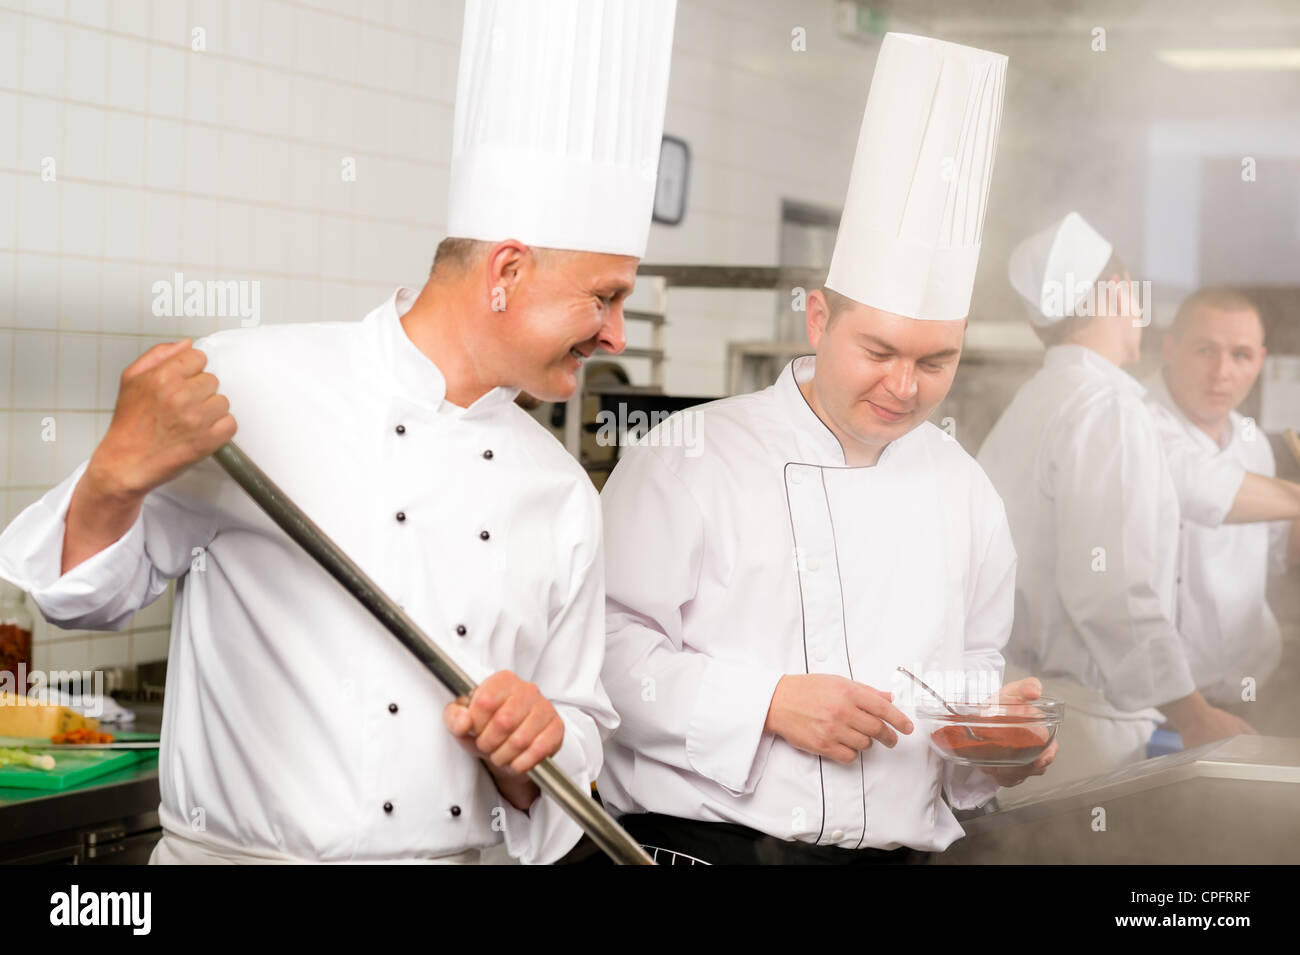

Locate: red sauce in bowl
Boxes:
[931,724,1050,764]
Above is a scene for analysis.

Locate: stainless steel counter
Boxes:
[0,701,163,864]
[939,735,1300,864]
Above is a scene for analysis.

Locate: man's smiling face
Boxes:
[498,249,637,402]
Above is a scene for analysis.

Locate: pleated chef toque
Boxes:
[1008,211,1115,326]
[446,0,677,259]
[826,33,1008,321]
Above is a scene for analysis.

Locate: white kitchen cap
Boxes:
[1009,212,1114,326]
[826,33,1007,321]
[446,0,677,259]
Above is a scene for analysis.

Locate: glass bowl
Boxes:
[917,696,1063,767]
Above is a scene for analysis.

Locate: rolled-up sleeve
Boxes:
[0,333,239,630]
[0,458,222,631]
[1148,402,1245,527]
[2,465,150,629]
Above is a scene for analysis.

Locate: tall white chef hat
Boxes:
[446,0,677,260]
[825,33,1008,322]
[1008,212,1115,326]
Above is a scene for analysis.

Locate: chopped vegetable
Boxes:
[51,728,114,744]
[0,747,56,771]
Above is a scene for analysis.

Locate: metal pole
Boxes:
[212,442,653,865]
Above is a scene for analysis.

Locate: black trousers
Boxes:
[609,813,928,866]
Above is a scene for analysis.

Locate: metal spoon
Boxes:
[896,667,980,740]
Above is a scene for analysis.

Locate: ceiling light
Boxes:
[1157,48,1300,71]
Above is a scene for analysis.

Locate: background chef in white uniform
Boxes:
[0,0,677,864]
[979,213,1300,801]
[1145,288,1298,728]
[596,34,1055,866]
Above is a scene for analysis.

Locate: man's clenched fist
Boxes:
[90,339,236,498]
[62,339,237,575]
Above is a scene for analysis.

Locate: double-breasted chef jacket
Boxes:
[0,287,618,864]
[597,355,1017,852]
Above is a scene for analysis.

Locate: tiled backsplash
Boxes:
[1,0,880,671]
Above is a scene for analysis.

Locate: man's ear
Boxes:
[484,239,530,312]
[806,289,830,350]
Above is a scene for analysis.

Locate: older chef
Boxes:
[597,34,1053,866]
[978,213,1300,799]
[1145,288,1298,722]
[0,0,677,864]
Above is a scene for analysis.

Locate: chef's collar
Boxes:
[1043,343,1146,399]
[372,287,522,416]
[777,355,908,467]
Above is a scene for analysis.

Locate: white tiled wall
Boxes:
[1,0,467,670]
[1,0,881,669]
[648,0,877,394]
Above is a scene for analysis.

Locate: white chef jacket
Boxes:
[976,345,1244,715]
[0,287,617,864]
[597,356,1015,852]
[1143,370,1287,704]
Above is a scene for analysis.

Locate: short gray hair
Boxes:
[430,238,567,277]
[430,237,494,276]
[1171,287,1263,343]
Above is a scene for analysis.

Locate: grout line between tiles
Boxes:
[12,5,456,108]
[0,163,447,228]
[0,83,451,168]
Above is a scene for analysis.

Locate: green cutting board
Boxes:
[0,732,160,791]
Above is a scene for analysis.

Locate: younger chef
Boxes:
[597,34,1056,865]
[0,0,677,864]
